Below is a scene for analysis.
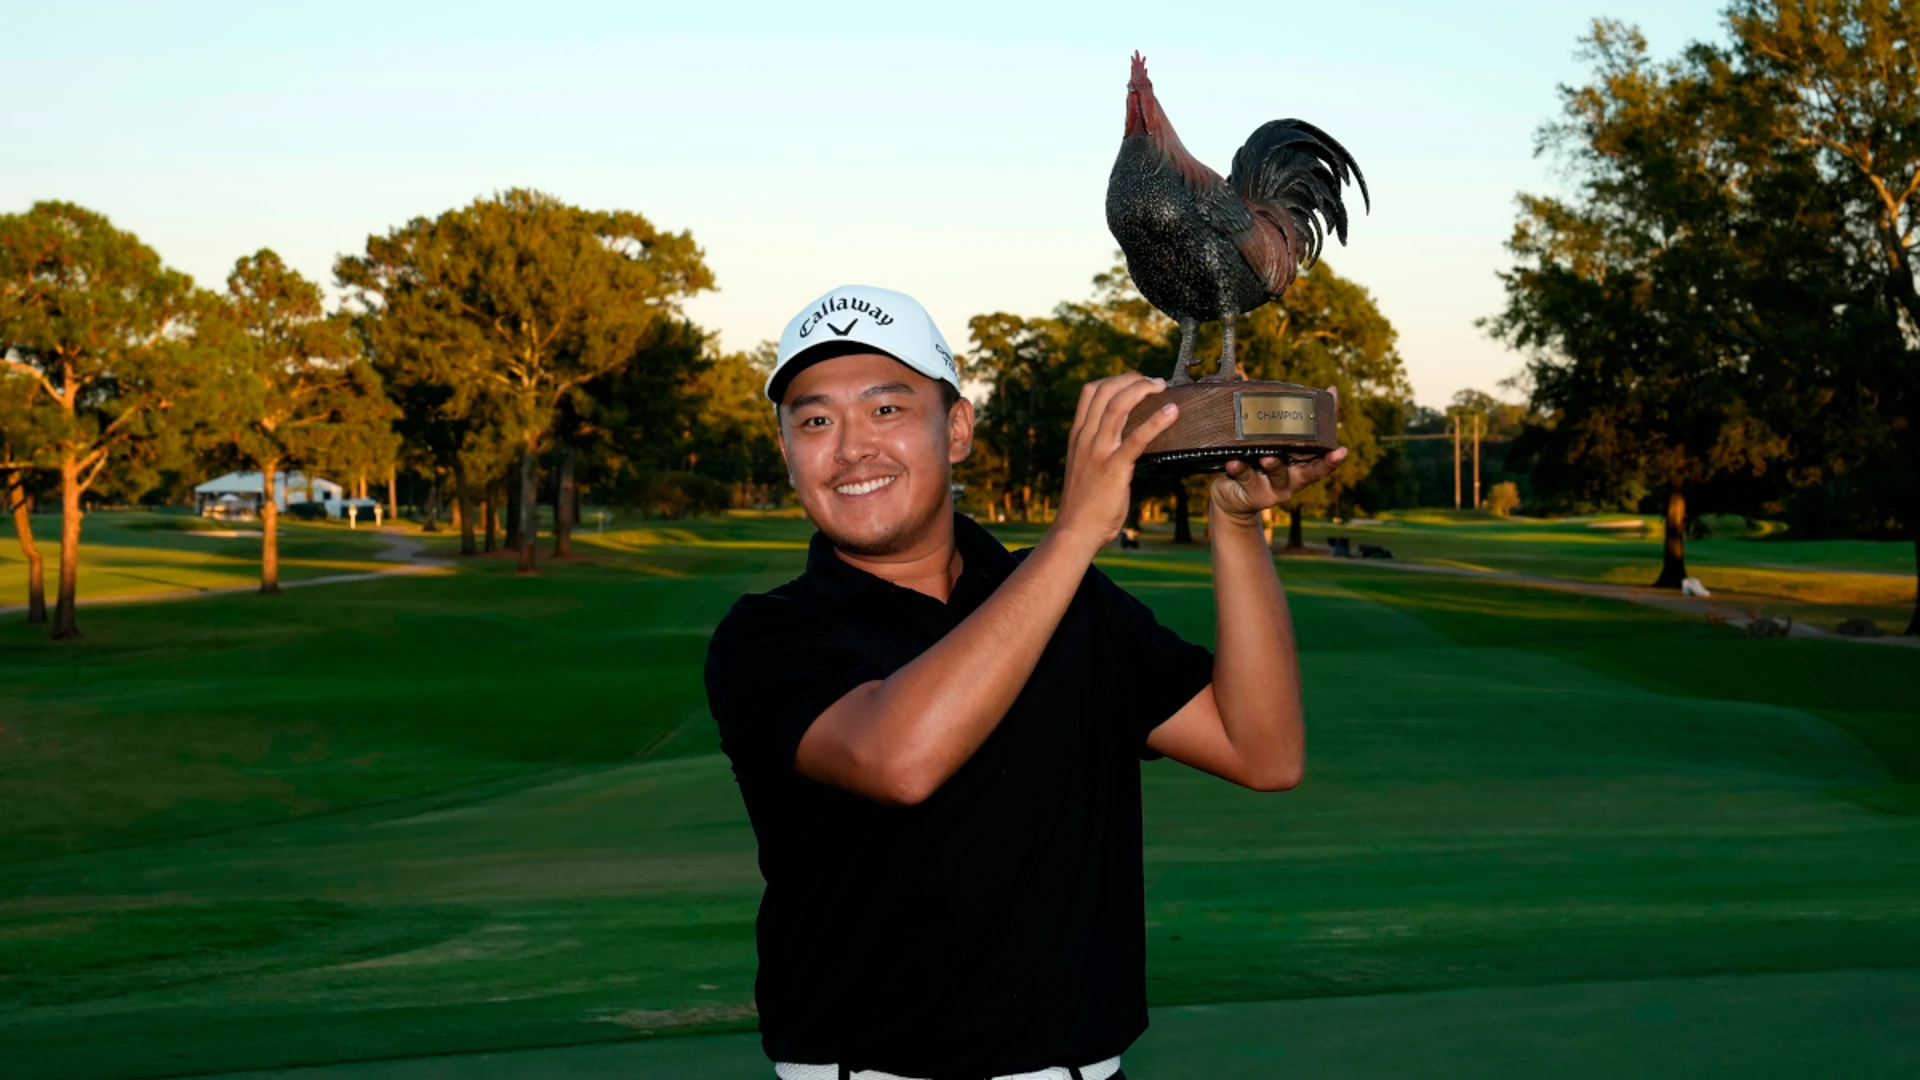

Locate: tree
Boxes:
[564,318,715,536]
[964,260,1405,545]
[1226,261,1410,536]
[207,251,398,592]
[964,263,1180,528]
[1,378,48,621]
[1719,0,1920,632]
[682,342,787,507]
[336,189,713,572]
[965,313,1089,524]
[1487,24,1794,588]
[0,202,204,638]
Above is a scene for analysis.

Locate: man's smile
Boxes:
[834,475,897,497]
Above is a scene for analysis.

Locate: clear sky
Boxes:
[3,0,1731,408]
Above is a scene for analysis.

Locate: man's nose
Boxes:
[833,415,880,462]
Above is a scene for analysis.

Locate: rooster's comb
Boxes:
[1129,51,1152,90]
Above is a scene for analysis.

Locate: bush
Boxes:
[284,502,330,521]
[628,472,731,519]
[1487,481,1521,517]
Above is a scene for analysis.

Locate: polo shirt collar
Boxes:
[804,512,1017,602]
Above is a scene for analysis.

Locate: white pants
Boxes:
[775,1055,1123,1080]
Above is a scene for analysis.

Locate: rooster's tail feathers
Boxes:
[1228,119,1369,273]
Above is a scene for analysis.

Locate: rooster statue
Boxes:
[1106,53,1368,386]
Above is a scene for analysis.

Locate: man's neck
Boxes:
[832,509,965,603]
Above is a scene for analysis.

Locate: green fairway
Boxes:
[196,969,1920,1079]
[1,514,1917,1078]
[1298,510,1917,632]
[0,510,398,608]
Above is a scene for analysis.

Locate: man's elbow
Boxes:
[846,745,946,806]
[1239,759,1304,793]
[869,764,942,806]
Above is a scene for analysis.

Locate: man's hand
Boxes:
[1051,373,1179,553]
[1209,388,1350,524]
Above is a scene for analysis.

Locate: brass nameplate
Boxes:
[1235,393,1317,439]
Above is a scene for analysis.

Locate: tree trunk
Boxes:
[1906,512,1918,637]
[453,459,477,556]
[259,460,281,595]
[1653,485,1688,589]
[53,456,82,639]
[1172,480,1193,544]
[517,448,538,573]
[8,473,47,623]
[504,467,522,552]
[421,478,441,533]
[1287,506,1305,550]
[386,464,398,521]
[554,445,576,557]
[483,491,496,553]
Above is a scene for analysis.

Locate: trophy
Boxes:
[1106,52,1366,475]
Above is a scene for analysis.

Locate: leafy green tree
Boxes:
[564,318,714,534]
[1,381,49,621]
[0,202,205,638]
[1224,261,1410,544]
[337,189,712,571]
[965,312,1074,524]
[1487,480,1522,517]
[965,260,1405,548]
[964,263,1179,527]
[1718,0,1920,632]
[679,340,786,506]
[1487,23,1796,588]
[205,250,399,592]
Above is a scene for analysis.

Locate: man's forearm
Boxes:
[799,529,1100,803]
[1207,504,1305,786]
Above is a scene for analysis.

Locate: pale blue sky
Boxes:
[3,1,1729,406]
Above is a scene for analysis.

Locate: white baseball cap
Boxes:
[766,284,960,403]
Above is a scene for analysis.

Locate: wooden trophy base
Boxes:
[1121,380,1337,477]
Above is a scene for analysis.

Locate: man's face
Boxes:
[778,353,972,557]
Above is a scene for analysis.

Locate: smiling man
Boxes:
[704,284,1346,1080]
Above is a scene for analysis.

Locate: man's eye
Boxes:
[801,416,828,428]
[875,404,900,416]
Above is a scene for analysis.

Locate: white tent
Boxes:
[193,471,344,518]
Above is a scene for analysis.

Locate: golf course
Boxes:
[3,510,1917,1078]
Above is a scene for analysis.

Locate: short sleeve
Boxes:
[704,594,887,776]
[1093,569,1215,751]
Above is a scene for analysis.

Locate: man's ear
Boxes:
[947,395,975,465]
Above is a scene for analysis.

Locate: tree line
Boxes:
[1,191,783,639]
[1,178,1414,643]
[1486,0,1919,634]
[10,2,1916,640]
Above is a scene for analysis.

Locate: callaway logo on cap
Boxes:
[767,285,959,403]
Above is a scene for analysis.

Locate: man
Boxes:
[705,285,1346,1080]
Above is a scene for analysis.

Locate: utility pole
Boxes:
[1452,412,1462,509]
[1472,413,1483,510]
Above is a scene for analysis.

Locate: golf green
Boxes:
[1,515,1916,1078]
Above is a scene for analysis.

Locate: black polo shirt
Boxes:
[704,513,1214,1077]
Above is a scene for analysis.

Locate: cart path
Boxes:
[1349,555,1919,647]
[0,530,445,616]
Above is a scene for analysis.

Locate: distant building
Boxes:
[194,471,344,519]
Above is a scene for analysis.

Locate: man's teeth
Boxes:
[835,476,896,496]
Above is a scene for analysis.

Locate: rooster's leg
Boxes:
[1169,317,1198,386]
[1216,316,1239,381]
